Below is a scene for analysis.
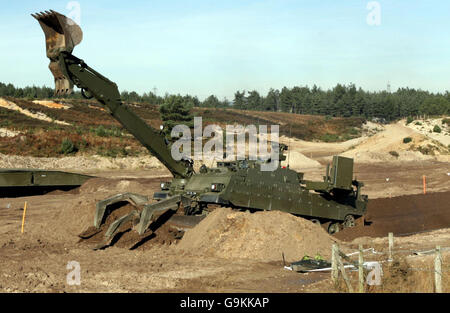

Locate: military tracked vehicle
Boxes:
[33,11,368,249]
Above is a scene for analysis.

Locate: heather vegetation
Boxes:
[2,82,449,122]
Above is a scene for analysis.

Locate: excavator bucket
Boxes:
[32,10,83,95]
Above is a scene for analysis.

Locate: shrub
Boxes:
[406,116,413,125]
[389,151,399,158]
[320,133,340,142]
[95,125,108,137]
[415,121,422,126]
[92,125,122,137]
[433,125,442,133]
[403,137,412,144]
[59,138,78,155]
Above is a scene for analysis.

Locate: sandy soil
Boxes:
[405,117,450,146]
[0,164,449,293]
[0,98,70,126]
[0,128,20,138]
[176,208,337,262]
[0,153,165,172]
[340,121,449,163]
[0,115,449,293]
[32,100,71,110]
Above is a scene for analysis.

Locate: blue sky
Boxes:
[1,0,449,100]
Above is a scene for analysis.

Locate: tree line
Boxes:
[230,84,450,121]
[1,82,448,121]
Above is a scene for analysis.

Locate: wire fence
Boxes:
[328,234,448,293]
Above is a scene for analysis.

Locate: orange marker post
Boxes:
[422,175,426,195]
[21,201,27,234]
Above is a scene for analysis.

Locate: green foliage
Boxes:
[389,151,399,158]
[91,125,122,137]
[433,125,442,133]
[420,97,450,116]
[159,95,194,134]
[415,121,422,126]
[59,138,78,155]
[202,95,225,108]
[320,133,340,142]
[403,137,412,144]
[1,81,450,121]
[442,118,450,126]
[406,116,414,124]
[95,125,107,137]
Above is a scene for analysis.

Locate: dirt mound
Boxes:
[281,151,321,170]
[340,121,449,163]
[335,191,450,241]
[405,117,450,146]
[176,208,338,262]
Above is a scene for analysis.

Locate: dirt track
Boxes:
[336,191,450,241]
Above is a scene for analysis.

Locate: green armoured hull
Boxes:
[156,156,368,225]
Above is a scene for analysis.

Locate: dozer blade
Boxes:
[32,10,83,95]
[135,195,185,235]
[93,193,149,229]
[84,194,190,250]
[93,210,141,250]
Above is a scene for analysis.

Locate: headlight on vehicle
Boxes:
[211,183,224,192]
[160,182,171,190]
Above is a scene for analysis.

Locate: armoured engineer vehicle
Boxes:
[33,10,368,249]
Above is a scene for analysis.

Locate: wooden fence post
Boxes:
[435,246,442,293]
[388,232,394,261]
[359,244,364,293]
[423,175,427,195]
[331,244,339,286]
[338,254,354,293]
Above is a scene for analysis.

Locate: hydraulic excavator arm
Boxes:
[54,52,193,179]
[33,10,193,249]
[32,10,193,179]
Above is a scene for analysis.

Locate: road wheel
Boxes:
[328,222,340,234]
[311,219,321,225]
[343,215,356,228]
